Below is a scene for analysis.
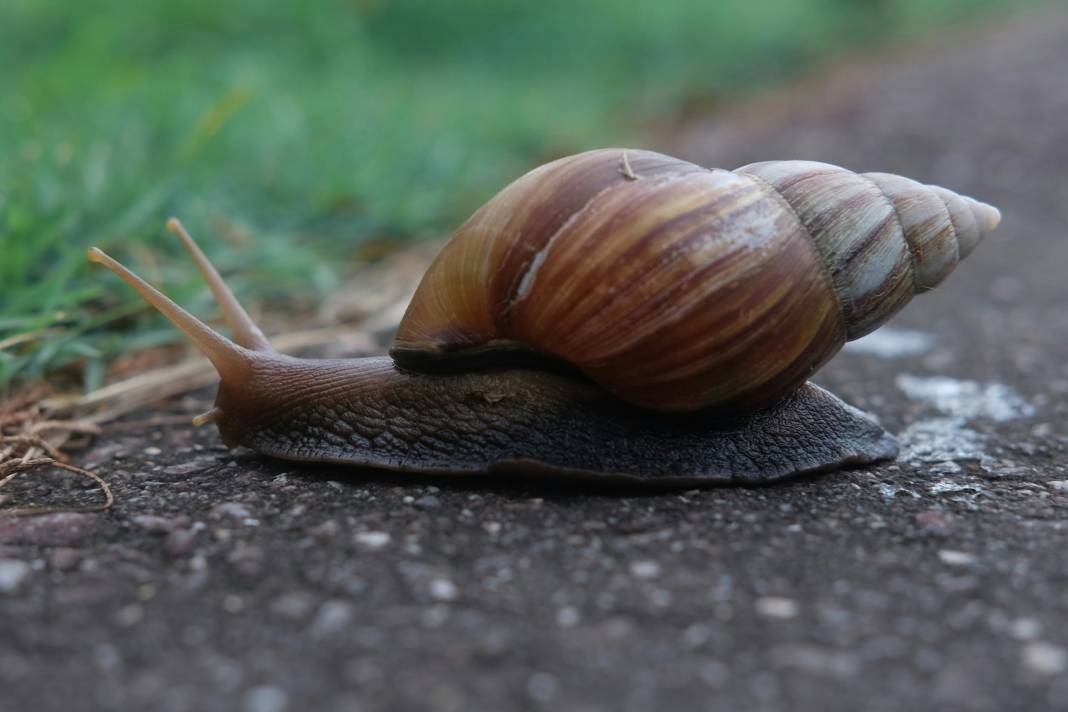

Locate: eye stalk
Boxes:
[87,219,275,427]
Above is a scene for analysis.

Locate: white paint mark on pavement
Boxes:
[895,376,1035,470]
[895,375,1034,421]
[844,327,935,358]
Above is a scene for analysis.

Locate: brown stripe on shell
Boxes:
[508,170,843,411]
[394,150,703,356]
[929,185,988,259]
[489,151,705,324]
[863,172,959,291]
[737,161,914,339]
[551,175,816,362]
[585,210,844,411]
[509,170,769,355]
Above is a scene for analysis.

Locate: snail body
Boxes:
[89,149,1000,483]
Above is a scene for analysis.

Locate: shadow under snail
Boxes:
[89,149,1001,484]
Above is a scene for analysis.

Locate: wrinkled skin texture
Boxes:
[214,356,898,484]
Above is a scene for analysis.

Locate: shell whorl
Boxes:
[737,160,1000,338]
[392,149,1000,412]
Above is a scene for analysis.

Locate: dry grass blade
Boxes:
[0,388,111,516]
[40,326,379,425]
[0,245,432,515]
[0,457,114,517]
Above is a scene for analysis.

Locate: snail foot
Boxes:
[487,381,899,486]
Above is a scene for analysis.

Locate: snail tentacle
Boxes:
[166,218,271,352]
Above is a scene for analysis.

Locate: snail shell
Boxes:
[392,149,1000,412]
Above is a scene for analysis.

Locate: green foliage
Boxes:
[0,0,1038,389]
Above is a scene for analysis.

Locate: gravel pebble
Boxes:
[429,578,459,602]
[354,531,391,549]
[1023,642,1068,675]
[413,495,442,511]
[0,559,31,593]
[755,597,800,620]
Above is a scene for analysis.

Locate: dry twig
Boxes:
[1,243,432,515]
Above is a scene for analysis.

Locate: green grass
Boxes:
[0,0,1039,391]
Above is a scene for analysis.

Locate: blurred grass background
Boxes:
[0,0,1041,392]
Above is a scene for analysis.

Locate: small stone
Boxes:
[132,515,180,534]
[0,559,31,593]
[915,509,956,536]
[526,672,559,704]
[1048,480,1068,492]
[48,548,82,572]
[228,543,265,576]
[144,446,162,456]
[629,560,661,579]
[311,600,355,638]
[114,603,144,627]
[211,502,253,522]
[243,685,289,712]
[413,495,441,511]
[1009,618,1042,641]
[0,513,99,547]
[354,531,390,549]
[270,592,315,620]
[755,597,799,619]
[556,606,581,627]
[938,549,978,567]
[310,520,340,538]
[429,578,459,602]
[1023,641,1067,675]
[165,528,199,557]
[771,643,859,677]
[930,460,963,475]
[161,461,207,477]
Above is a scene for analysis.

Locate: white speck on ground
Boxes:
[1009,618,1042,641]
[755,597,799,619]
[429,578,459,602]
[527,672,560,703]
[243,685,289,712]
[938,550,978,567]
[844,327,935,358]
[770,644,860,677]
[354,531,391,549]
[929,480,981,495]
[311,600,355,638]
[557,606,581,627]
[876,483,919,499]
[630,560,661,579]
[0,559,31,593]
[1022,642,1067,675]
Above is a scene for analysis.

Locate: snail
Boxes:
[89,149,1000,484]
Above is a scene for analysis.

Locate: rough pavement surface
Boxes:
[4,11,1068,712]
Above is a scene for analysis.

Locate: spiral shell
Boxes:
[392,149,1000,412]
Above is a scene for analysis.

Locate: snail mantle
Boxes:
[89,148,999,484]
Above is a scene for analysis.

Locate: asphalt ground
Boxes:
[2,10,1068,712]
